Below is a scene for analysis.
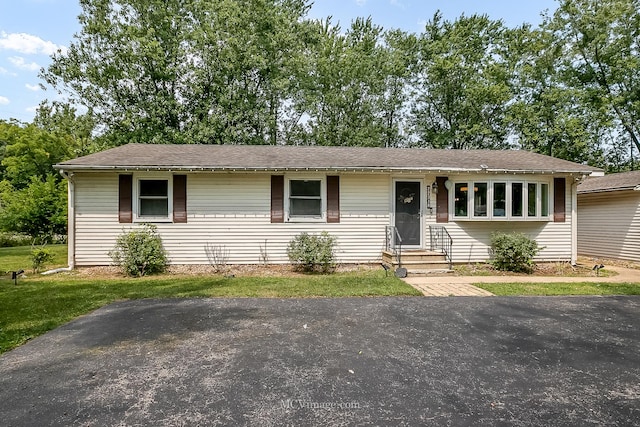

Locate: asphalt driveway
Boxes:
[1,297,639,426]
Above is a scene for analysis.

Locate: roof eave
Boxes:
[578,186,640,194]
[54,164,594,175]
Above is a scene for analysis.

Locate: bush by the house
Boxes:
[30,245,53,273]
[490,231,541,273]
[109,224,168,277]
[287,231,337,273]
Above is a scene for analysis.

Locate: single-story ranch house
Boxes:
[578,170,640,263]
[55,144,599,269]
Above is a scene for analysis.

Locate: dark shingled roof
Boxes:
[578,170,640,194]
[56,143,599,174]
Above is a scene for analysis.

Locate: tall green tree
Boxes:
[0,121,70,189]
[42,0,313,146]
[378,29,418,148]
[410,13,516,149]
[298,17,400,147]
[508,26,606,165]
[0,177,67,243]
[43,0,195,145]
[546,0,640,169]
[0,121,70,241]
[33,101,98,156]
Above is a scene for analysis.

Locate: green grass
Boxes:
[0,244,68,273]
[475,282,640,296]
[0,269,420,354]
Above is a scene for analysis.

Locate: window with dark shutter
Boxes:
[271,175,284,223]
[173,175,187,223]
[554,177,566,223]
[119,174,133,223]
[436,176,448,223]
[327,175,340,223]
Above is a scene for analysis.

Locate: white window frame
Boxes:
[133,174,173,223]
[285,176,326,222]
[449,178,553,221]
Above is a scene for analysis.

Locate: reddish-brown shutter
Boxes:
[554,177,566,223]
[118,174,133,223]
[271,175,284,223]
[327,175,340,223]
[173,175,187,223]
[436,176,449,223]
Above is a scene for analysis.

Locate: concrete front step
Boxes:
[382,250,446,263]
[382,250,451,273]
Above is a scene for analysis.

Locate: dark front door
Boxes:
[395,181,421,246]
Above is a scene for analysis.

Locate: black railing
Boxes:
[384,225,403,268]
[429,225,453,269]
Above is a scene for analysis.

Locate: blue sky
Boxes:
[0,0,559,123]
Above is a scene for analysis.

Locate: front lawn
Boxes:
[475,282,640,296]
[0,270,420,354]
[0,244,68,273]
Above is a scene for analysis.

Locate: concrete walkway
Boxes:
[403,265,639,297]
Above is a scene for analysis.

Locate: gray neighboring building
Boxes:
[578,170,640,262]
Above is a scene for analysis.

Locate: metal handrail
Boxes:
[429,225,452,269]
[384,225,403,268]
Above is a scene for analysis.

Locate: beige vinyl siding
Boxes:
[73,172,391,265]
[72,171,575,266]
[578,190,640,262]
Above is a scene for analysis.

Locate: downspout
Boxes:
[58,169,75,270]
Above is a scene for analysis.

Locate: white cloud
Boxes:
[0,31,65,55]
[25,83,41,91]
[0,96,10,105]
[355,0,367,5]
[26,105,39,113]
[8,56,40,71]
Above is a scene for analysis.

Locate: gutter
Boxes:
[58,169,75,270]
[578,186,639,194]
[53,164,596,176]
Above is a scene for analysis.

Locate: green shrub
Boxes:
[31,246,53,273]
[109,224,168,277]
[0,233,33,248]
[490,232,541,273]
[0,176,67,244]
[287,231,337,273]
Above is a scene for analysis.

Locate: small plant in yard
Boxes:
[490,232,541,273]
[287,231,337,273]
[30,245,53,273]
[204,243,230,273]
[109,224,168,277]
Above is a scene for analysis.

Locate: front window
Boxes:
[139,179,169,217]
[474,182,488,217]
[528,183,537,216]
[541,183,549,216]
[493,182,506,217]
[512,182,523,217]
[289,179,322,217]
[450,179,551,221]
[454,183,468,217]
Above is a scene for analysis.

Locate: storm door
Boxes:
[394,181,422,247]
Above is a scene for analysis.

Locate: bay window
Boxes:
[451,179,552,220]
